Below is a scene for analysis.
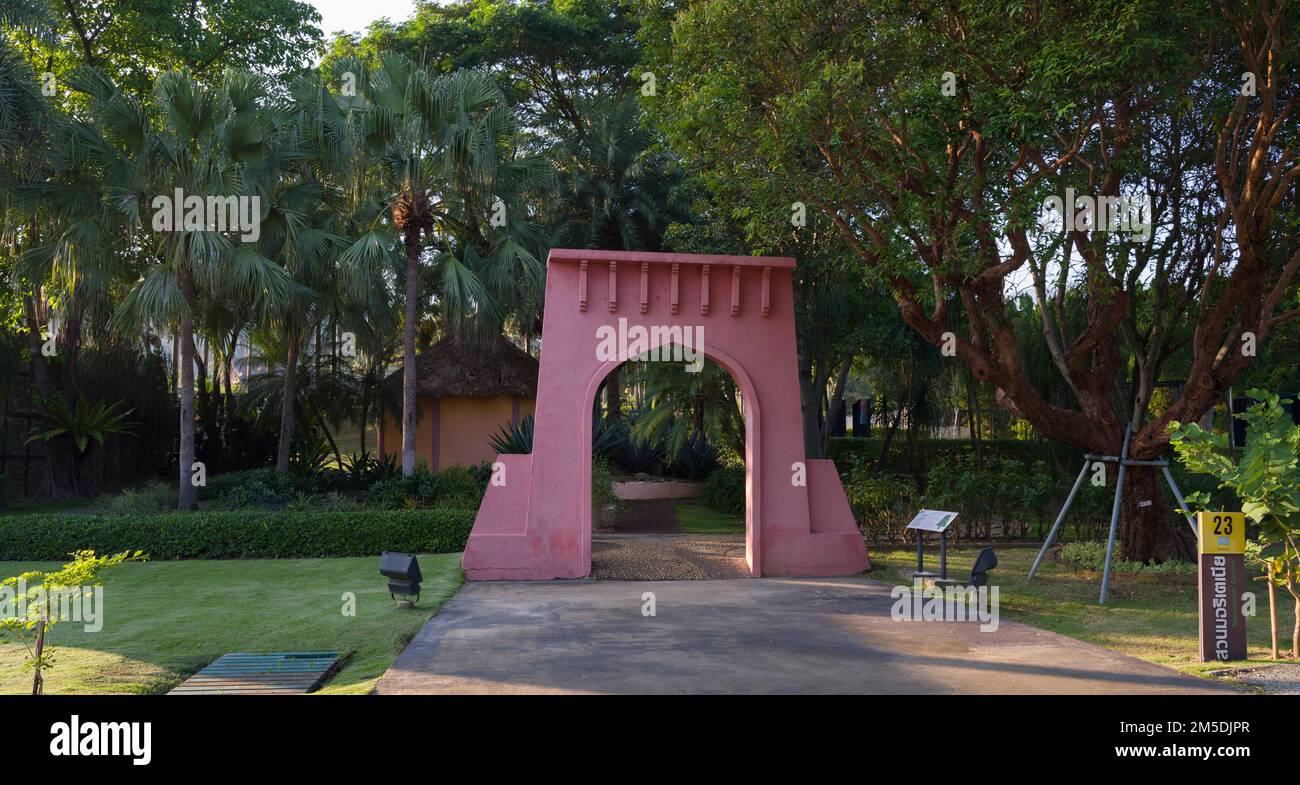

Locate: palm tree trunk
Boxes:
[276,332,300,472]
[401,226,420,476]
[177,262,198,510]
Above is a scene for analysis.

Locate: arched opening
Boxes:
[581,343,761,578]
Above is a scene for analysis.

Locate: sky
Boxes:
[310,0,421,38]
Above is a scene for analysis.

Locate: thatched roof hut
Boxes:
[402,335,539,398]
[381,335,538,469]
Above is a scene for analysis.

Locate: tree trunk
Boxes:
[276,332,300,472]
[401,226,420,476]
[194,337,210,467]
[605,366,623,419]
[1288,563,1300,658]
[964,366,984,469]
[1117,465,1194,563]
[822,358,851,457]
[32,614,45,695]
[222,349,234,460]
[314,407,342,468]
[876,403,901,470]
[1266,579,1278,660]
[796,353,828,460]
[177,263,198,510]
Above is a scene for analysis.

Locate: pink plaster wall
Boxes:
[462,249,870,580]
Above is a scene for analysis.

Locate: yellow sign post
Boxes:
[1196,512,1247,662]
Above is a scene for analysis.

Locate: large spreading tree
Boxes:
[644,0,1300,561]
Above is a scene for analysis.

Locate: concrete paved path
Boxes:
[375,577,1237,695]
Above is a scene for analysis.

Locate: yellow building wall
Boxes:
[380,394,535,469]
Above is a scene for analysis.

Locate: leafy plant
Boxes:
[592,414,624,461]
[26,394,133,454]
[843,467,919,543]
[1171,389,1300,658]
[363,465,488,510]
[699,465,745,516]
[489,414,534,455]
[1,549,146,694]
[616,432,667,473]
[592,457,619,511]
[291,432,335,479]
[1059,541,1196,576]
[492,413,628,461]
[670,432,720,480]
[95,481,176,515]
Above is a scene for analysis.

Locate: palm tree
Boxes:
[549,94,683,420]
[335,54,549,475]
[0,0,54,177]
[67,67,294,508]
[623,359,746,461]
[549,94,678,252]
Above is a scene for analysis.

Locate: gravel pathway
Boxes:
[591,534,750,580]
[1231,663,1300,694]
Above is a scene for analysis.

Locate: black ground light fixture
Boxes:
[380,552,422,606]
[970,547,998,588]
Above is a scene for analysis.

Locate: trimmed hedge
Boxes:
[828,436,1076,477]
[0,508,476,561]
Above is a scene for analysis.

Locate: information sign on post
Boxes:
[1197,512,1247,663]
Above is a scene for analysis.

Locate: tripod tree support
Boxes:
[1027,424,1200,605]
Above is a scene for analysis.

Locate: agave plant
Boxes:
[492,412,627,458]
[592,412,625,460]
[490,415,535,455]
[670,431,720,480]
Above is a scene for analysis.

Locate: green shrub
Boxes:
[592,457,618,510]
[95,481,176,514]
[843,468,919,542]
[1059,540,1196,575]
[0,508,475,560]
[699,465,745,515]
[364,464,488,510]
[200,468,311,504]
[284,491,364,512]
[828,436,1076,477]
[212,477,297,510]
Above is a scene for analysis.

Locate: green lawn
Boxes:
[675,502,744,534]
[0,554,463,695]
[867,544,1297,677]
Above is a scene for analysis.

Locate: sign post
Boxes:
[907,510,959,580]
[1197,511,1247,663]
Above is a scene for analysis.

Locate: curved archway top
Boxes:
[461,249,870,581]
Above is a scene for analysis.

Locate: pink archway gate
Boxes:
[463,249,870,580]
